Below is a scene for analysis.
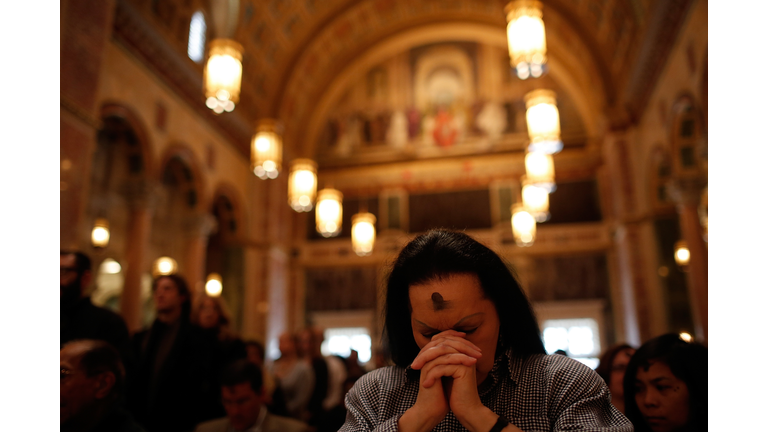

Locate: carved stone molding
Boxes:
[120,179,163,210]
[666,177,706,207]
[183,213,218,238]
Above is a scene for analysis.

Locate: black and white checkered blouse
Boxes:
[340,348,633,431]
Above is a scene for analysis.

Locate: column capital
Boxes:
[666,178,707,207]
[120,180,162,210]
[183,213,218,238]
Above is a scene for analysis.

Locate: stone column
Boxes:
[667,178,708,342]
[60,0,117,250]
[120,180,159,333]
[182,213,218,295]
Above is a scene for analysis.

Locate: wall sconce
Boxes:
[203,39,243,114]
[351,212,376,256]
[511,203,536,247]
[251,119,283,179]
[505,0,547,80]
[674,240,690,268]
[288,159,317,212]
[91,218,110,249]
[521,178,550,222]
[525,89,562,154]
[152,257,178,277]
[316,188,343,238]
[524,151,556,192]
[205,273,223,297]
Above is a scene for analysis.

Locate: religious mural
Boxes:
[316,41,585,164]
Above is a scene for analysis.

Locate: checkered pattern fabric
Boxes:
[340,349,633,431]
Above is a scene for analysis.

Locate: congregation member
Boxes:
[194,359,309,432]
[623,333,707,432]
[341,229,632,432]
[596,344,637,414]
[60,251,132,364]
[61,339,145,432]
[270,332,315,420]
[245,340,290,416]
[298,326,348,432]
[128,274,218,432]
[192,294,247,364]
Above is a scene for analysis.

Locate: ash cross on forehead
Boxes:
[431,292,450,311]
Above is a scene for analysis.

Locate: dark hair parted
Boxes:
[152,274,192,319]
[69,339,126,397]
[595,343,635,385]
[384,230,545,367]
[220,359,264,394]
[623,333,707,432]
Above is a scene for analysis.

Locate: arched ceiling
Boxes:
[116,0,692,159]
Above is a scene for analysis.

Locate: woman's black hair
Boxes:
[623,333,707,432]
[152,274,192,320]
[595,343,635,386]
[383,229,545,367]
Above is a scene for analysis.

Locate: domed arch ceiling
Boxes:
[234,0,659,159]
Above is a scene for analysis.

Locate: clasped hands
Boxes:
[401,330,492,432]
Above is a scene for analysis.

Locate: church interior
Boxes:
[59,0,709,365]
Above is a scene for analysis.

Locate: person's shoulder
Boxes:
[264,412,310,432]
[351,365,409,394]
[192,416,230,432]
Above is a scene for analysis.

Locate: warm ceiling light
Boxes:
[524,151,556,192]
[525,89,562,154]
[511,203,536,247]
[351,212,377,256]
[251,119,283,179]
[288,159,317,212]
[316,188,343,238]
[99,258,122,275]
[679,332,693,343]
[521,178,550,222]
[674,240,690,267]
[91,218,110,248]
[152,257,178,277]
[205,273,223,297]
[203,39,243,114]
[505,0,547,80]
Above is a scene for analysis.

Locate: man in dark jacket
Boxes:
[128,274,218,432]
[60,251,132,365]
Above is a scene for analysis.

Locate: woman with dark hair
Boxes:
[623,333,707,432]
[596,344,636,414]
[340,230,631,432]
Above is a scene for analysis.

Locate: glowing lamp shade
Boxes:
[316,188,343,238]
[505,0,547,80]
[525,89,562,154]
[511,203,536,247]
[205,273,223,297]
[251,119,283,179]
[521,179,550,222]
[152,257,178,277]
[351,212,377,256]
[524,151,556,192]
[91,218,110,248]
[288,159,318,212]
[674,240,690,267]
[203,39,243,114]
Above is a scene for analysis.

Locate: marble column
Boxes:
[667,178,708,342]
[120,180,159,333]
[182,213,218,296]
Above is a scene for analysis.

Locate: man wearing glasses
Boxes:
[61,250,132,367]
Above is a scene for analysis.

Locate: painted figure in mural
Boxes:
[622,333,707,432]
[340,230,632,432]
